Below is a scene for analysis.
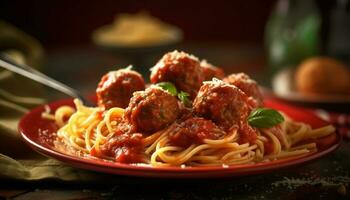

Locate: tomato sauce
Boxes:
[169,118,225,148]
[96,110,104,119]
[264,140,274,155]
[100,129,145,163]
[237,123,258,144]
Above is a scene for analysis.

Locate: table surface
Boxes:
[1,43,349,200]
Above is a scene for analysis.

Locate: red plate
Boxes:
[18,99,341,178]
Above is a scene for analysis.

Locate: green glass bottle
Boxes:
[265,0,321,74]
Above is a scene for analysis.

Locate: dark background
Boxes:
[1,0,336,49]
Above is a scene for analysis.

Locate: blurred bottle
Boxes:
[265,0,321,74]
[327,0,350,64]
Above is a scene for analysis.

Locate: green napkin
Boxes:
[0,22,131,183]
[0,32,112,182]
[0,70,111,182]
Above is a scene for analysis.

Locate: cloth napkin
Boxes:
[0,69,115,182]
[0,22,117,182]
[315,109,350,140]
[0,53,124,183]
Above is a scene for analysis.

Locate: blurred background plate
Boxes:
[267,67,350,113]
[91,13,183,72]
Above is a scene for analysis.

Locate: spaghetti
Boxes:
[43,99,335,167]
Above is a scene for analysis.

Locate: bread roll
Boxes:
[295,57,350,95]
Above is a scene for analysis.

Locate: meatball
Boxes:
[224,73,263,107]
[200,60,225,80]
[150,50,204,99]
[124,86,180,134]
[193,80,252,130]
[96,67,145,109]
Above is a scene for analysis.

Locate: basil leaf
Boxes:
[155,82,191,106]
[178,91,191,107]
[248,108,284,128]
[157,82,177,96]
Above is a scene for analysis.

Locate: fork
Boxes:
[0,54,93,106]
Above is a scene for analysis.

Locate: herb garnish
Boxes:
[157,82,177,96]
[248,108,284,128]
[156,82,191,107]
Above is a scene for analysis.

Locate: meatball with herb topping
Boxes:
[124,86,180,134]
[96,67,145,109]
[150,50,204,99]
